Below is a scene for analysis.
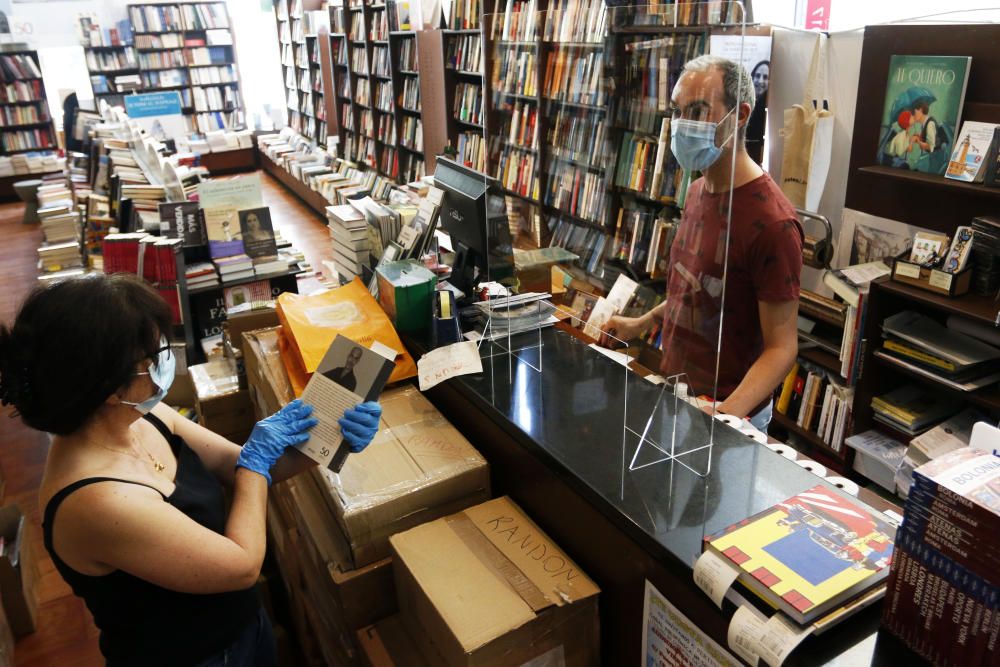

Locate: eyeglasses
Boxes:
[134,344,172,375]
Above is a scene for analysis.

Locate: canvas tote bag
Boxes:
[780,33,834,211]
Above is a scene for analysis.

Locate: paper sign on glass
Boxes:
[418,341,483,391]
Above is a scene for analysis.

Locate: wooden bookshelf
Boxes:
[0,49,56,155]
[84,43,139,107]
[389,30,426,181]
[442,28,486,173]
[128,2,244,133]
[846,24,1000,453]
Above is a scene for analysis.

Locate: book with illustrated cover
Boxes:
[945,121,998,182]
[203,207,244,259]
[704,484,895,624]
[876,55,972,176]
[238,206,277,261]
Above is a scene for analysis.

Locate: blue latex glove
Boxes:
[338,401,382,453]
[237,399,318,484]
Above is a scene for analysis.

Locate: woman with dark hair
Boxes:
[0,274,381,666]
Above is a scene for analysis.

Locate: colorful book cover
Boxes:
[203,207,244,259]
[876,54,972,176]
[946,121,998,183]
[704,485,895,623]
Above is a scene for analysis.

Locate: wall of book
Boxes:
[129,2,244,134]
[444,29,486,173]
[0,50,57,155]
[78,15,140,107]
[480,3,751,291]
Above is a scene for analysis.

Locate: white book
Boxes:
[817,384,834,441]
[797,372,815,428]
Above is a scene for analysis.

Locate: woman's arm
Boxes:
[56,472,269,594]
[152,403,316,486]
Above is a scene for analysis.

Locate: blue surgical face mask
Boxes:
[670,108,736,172]
[121,340,175,415]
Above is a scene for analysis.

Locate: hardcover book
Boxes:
[704,484,895,624]
[876,54,972,175]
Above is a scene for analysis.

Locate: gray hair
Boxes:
[682,55,756,137]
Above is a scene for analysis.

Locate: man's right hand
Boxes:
[600,314,647,348]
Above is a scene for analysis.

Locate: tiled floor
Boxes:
[1,171,331,666]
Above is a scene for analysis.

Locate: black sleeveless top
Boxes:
[42,414,259,667]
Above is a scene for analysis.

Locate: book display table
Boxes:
[411,326,921,665]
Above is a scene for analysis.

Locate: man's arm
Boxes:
[601,300,668,346]
[717,299,799,419]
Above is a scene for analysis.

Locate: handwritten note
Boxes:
[418,341,483,391]
[694,550,741,608]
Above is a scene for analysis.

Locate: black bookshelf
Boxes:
[0,49,56,155]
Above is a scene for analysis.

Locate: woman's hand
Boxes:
[237,399,317,484]
[338,402,382,453]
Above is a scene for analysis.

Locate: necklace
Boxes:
[97,434,167,474]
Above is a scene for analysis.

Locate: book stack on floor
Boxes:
[703,484,895,629]
[37,203,84,278]
[882,448,1000,663]
[0,153,62,177]
[877,310,1000,392]
[870,386,962,437]
[776,360,854,452]
[327,204,369,283]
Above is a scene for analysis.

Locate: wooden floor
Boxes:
[1,171,331,666]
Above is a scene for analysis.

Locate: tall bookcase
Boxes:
[391,29,426,182]
[444,28,486,172]
[845,24,1000,463]
[129,2,244,134]
[304,12,329,146]
[84,43,139,108]
[0,50,57,155]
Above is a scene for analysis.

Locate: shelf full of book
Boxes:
[479,3,737,290]
[128,2,244,134]
[78,16,141,106]
[0,50,56,155]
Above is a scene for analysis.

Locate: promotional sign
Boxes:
[124,91,186,142]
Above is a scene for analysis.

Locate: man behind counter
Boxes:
[604,55,803,431]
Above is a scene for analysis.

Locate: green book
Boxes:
[876,54,972,176]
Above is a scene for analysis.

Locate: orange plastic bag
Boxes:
[276,278,417,391]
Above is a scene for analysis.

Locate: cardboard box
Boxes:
[314,385,491,568]
[190,359,255,442]
[241,326,296,420]
[0,505,38,637]
[390,496,601,666]
[357,615,428,667]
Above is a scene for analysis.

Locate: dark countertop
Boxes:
[419,325,923,665]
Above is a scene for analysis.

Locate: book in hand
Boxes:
[876,54,971,176]
[703,484,895,624]
[297,335,395,473]
[238,206,278,261]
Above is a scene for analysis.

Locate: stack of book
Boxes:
[38,206,79,245]
[703,484,895,627]
[327,203,370,283]
[38,241,83,274]
[185,262,220,290]
[824,261,891,383]
[894,407,986,497]
[882,448,1000,663]
[878,310,1000,391]
[213,253,254,283]
[870,385,962,436]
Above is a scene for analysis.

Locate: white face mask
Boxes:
[120,340,175,415]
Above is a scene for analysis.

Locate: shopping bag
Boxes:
[780,34,834,211]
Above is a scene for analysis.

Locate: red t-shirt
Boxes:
[660,173,802,402]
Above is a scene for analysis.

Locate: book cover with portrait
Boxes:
[238,206,278,261]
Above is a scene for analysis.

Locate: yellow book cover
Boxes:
[776,362,800,415]
[882,338,958,372]
[704,485,895,623]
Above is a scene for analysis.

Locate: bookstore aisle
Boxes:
[0,171,329,667]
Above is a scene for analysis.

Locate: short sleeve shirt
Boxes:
[660,172,802,401]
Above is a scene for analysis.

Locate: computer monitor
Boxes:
[433,157,513,297]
